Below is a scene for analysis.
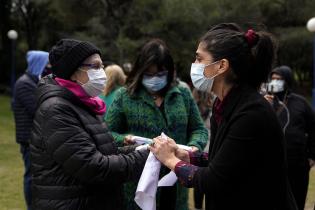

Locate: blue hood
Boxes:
[26,51,49,77]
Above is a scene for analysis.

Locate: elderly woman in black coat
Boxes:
[30,39,148,210]
[149,23,298,210]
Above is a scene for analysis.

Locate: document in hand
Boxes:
[131,136,153,145]
[134,133,191,210]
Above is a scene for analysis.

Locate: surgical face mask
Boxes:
[142,74,168,92]
[267,79,285,93]
[81,68,107,97]
[190,61,219,92]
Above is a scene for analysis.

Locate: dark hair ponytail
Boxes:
[200,23,277,89]
[251,31,277,88]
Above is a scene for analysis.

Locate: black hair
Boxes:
[126,38,175,95]
[200,23,277,89]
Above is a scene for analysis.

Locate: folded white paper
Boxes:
[135,133,192,210]
[134,152,161,210]
[157,171,178,187]
[132,136,153,145]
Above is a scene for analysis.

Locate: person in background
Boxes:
[192,89,213,123]
[149,23,298,210]
[264,65,315,210]
[191,88,213,210]
[41,62,52,77]
[99,64,126,117]
[13,50,49,210]
[105,38,208,210]
[30,39,148,210]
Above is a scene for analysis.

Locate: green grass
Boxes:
[306,168,315,210]
[0,94,314,210]
[0,95,25,210]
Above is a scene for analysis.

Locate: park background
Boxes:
[0,0,315,209]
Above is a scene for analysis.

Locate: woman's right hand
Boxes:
[159,136,190,163]
[124,135,135,145]
[175,148,190,163]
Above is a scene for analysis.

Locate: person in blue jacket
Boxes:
[13,50,49,210]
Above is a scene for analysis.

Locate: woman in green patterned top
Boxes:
[105,39,208,210]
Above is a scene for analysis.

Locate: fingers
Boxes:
[190,146,199,152]
[264,94,274,103]
[124,135,135,145]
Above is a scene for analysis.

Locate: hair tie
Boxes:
[245,29,258,47]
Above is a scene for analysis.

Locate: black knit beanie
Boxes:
[49,39,101,79]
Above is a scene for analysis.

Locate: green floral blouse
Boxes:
[105,84,208,210]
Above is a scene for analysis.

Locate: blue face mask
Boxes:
[142,74,168,92]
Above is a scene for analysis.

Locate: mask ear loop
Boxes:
[204,60,221,78]
[73,68,88,85]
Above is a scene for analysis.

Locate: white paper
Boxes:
[135,144,148,151]
[134,152,161,210]
[134,133,192,210]
[132,136,153,145]
[157,171,178,186]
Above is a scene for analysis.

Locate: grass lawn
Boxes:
[0,95,25,210]
[0,94,314,210]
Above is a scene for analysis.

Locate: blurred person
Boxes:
[191,89,213,210]
[192,89,213,123]
[41,62,52,77]
[99,64,126,116]
[105,38,208,210]
[13,50,49,210]
[264,65,315,210]
[149,23,298,210]
[30,39,148,210]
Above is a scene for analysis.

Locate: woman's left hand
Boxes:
[149,136,181,170]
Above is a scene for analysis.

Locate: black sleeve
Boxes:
[16,81,37,116]
[192,109,264,195]
[43,103,148,185]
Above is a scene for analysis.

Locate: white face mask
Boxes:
[190,61,219,92]
[142,74,168,92]
[81,68,107,97]
[267,79,284,93]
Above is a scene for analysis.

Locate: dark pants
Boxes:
[159,185,177,210]
[20,144,31,210]
[287,162,310,210]
[193,188,204,209]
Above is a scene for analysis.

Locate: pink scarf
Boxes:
[55,77,106,115]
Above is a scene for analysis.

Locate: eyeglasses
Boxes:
[80,63,105,70]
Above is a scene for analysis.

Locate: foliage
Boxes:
[1,0,315,91]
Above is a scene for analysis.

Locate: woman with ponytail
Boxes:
[149,23,298,210]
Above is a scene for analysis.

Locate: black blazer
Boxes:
[192,85,297,210]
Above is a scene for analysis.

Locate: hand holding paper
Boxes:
[149,135,181,170]
[131,136,153,145]
[135,133,192,210]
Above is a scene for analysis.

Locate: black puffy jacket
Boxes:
[30,76,148,210]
